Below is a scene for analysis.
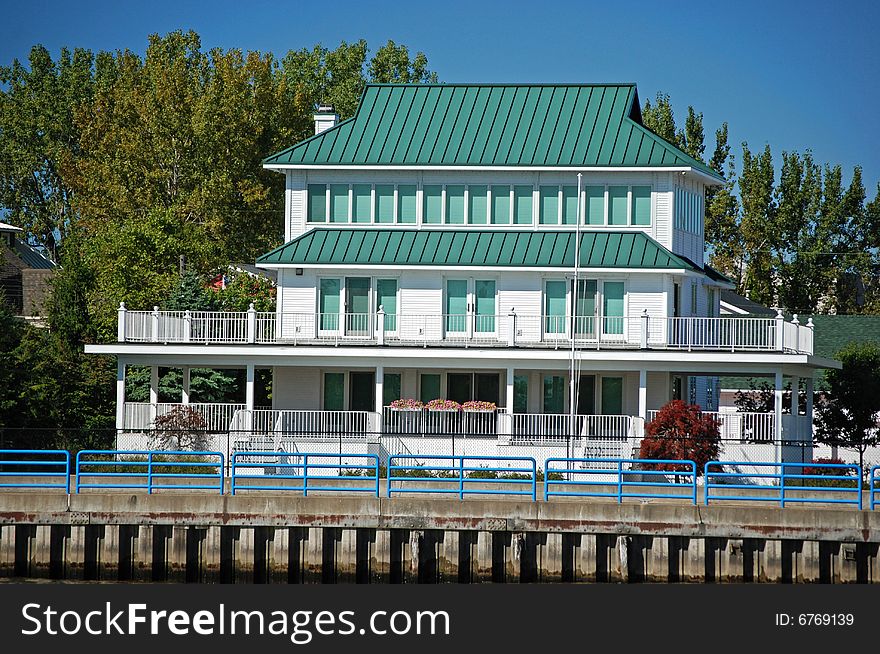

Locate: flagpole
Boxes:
[569,173,583,455]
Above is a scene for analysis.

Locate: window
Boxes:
[491,185,511,224]
[319,278,340,331]
[514,375,529,413]
[420,374,441,403]
[562,186,579,225]
[446,185,465,224]
[323,372,345,411]
[539,185,559,224]
[691,281,698,316]
[469,185,488,224]
[423,185,442,224]
[543,375,566,414]
[376,184,394,223]
[544,280,567,334]
[513,186,533,225]
[329,184,349,223]
[308,184,327,222]
[603,281,624,334]
[608,186,628,225]
[383,373,401,406]
[376,279,397,331]
[631,186,651,226]
[707,288,716,318]
[586,186,605,225]
[352,184,372,223]
[398,185,417,224]
[601,377,623,415]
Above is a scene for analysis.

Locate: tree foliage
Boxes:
[814,342,880,478]
[639,400,721,474]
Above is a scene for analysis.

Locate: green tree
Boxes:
[641,92,683,147]
[814,342,880,481]
[682,106,705,163]
[739,143,777,306]
[368,40,438,84]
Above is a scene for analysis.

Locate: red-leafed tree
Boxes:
[639,400,721,476]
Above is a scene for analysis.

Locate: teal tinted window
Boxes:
[632,186,651,226]
[601,377,623,415]
[319,278,340,331]
[445,279,468,332]
[352,184,372,223]
[562,186,579,225]
[586,186,604,225]
[514,375,529,413]
[323,372,344,411]
[446,185,465,224]
[377,279,397,331]
[491,185,511,224]
[423,185,442,224]
[543,375,565,414]
[544,280,567,334]
[383,373,401,406]
[608,186,628,225]
[469,185,488,224]
[513,186,533,225]
[308,184,327,222]
[603,281,624,335]
[539,185,559,224]
[376,184,394,223]
[330,184,349,222]
[397,185,417,224]
[420,374,441,403]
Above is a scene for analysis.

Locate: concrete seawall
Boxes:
[0,492,878,583]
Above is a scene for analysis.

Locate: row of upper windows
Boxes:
[306,183,653,227]
[674,187,703,234]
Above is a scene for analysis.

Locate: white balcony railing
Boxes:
[646,410,781,442]
[122,402,247,432]
[116,304,814,354]
[230,409,380,438]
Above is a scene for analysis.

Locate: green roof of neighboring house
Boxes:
[264,84,722,179]
[257,228,700,270]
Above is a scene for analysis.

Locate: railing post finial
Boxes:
[376,304,386,346]
[791,314,799,325]
[640,309,649,349]
[246,302,257,344]
[507,307,517,347]
[117,302,127,342]
[806,317,814,329]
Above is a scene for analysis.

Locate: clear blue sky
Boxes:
[2,0,878,194]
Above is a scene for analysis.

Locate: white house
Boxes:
[85,83,839,464]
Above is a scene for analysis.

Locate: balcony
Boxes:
[116,304,815,354]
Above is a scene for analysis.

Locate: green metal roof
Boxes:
[264,84,721,179]
[257,228,699,270]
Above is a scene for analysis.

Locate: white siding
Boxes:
[287,171,307,241]
[273,366,321,410]
[646,371,669,412]
[399,271,443,341]
[653,173,672,249]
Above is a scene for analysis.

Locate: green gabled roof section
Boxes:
[264,84,722,180]
[257,228,699,270]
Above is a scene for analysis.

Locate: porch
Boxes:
[115,305,815,354]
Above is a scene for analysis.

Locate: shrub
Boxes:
[150,405,210,451]
[639,400,720,475]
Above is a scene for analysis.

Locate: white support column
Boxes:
[774,369,784,463]
[375,365,384,436]
[245,364,255,433]
[506,367,515,415]
[791,376,801,416]
[638,369,648,421]
[117,302,127,342]
[181,366,191,406]
[149,365,159,426]
[115,359,126,432]
[805,376,815,442]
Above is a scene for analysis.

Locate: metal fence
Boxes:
[545,458,697,503]
[0,449,70,491]
[230,452,379,496]
[74,450,225,494]
[388,455,537,500]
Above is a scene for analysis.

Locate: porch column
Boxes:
[149,365,159,425]
[791,376,801,416]
[774,370,784,463]
[638,369,648,421]
[505,367,515,439]
[115,360,126,431]
[245,364,255,433]
[181,366,191,405]
[805,376,815,441]
[506,367,515,414]
[375,365,384,436]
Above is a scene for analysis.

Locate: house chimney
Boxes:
[314,104,338,135]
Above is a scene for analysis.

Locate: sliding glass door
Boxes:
[445,279,497,337]
[345,277,371,336]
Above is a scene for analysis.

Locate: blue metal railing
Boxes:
[544,458,698,504]
[75,450,224,494]
[871,466,880,511]
[230,452,380,496]
[704,461,862,509]
[0,450,70,492]
[387,455,537,500]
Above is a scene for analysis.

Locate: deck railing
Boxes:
[123,402,247,432]
[116,304,814,354]
[229,409,380,439]
[647,410,778,442]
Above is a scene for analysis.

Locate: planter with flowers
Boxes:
[425,399,461,412]
[461,400,497,413]
[388,398,424,411]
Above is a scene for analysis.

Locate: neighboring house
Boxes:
[0,221,58,319]
[85,83,838,463]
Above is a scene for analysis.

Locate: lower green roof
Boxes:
[257,228,698,270]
